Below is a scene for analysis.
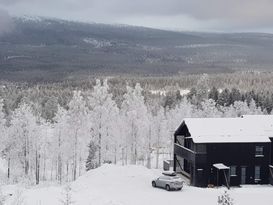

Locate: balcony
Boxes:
[174,143,207,164]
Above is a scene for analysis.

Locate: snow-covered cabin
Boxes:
[173,116,273,187]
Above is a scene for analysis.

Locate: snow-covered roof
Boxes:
[182,116,273,143]
[213,163,230,170]
[242,115,273,137]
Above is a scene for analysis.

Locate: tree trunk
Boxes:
[169,133,173,160]
[24,132,29,176]
[43,155,46,181]
[134,142,137,165]
[7,157,10,179]
[56,160,58,181]
[156,126,161,169]
[79,155,82,176]
[114,146,117,164]
[58,156,62,183]
[58,130,62,184]
[121,147,125,165]
[131,120,137,165]
[35,150,40,185]
[125,146,128,165]
[98,117,102,167]
[73,129,78,181]
[50,161,53,181]
[156,149,159,169]
[98,132,102,166]
[146,126,152,169]
[66,161,69,182]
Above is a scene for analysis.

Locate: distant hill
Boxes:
[1,16,273,81]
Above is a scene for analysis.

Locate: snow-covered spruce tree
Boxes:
[217,191,234,205]
[86,141,98,171]
[196,73,210,102]
[217,88,231,106]
[230,88,242,104]
[231,100,263,117]
[198,99,223,117]
[208,86,219,102]
[87,79,120,166]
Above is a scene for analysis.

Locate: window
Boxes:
[255,146,264,156]
[255,166,261,180]
[160,176,171,180]
[230,166,237,176]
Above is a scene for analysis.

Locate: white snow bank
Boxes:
[2,164,273,205]
[0,158,7,183]
[0,158,7,174]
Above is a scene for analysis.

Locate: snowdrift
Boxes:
[3,164,273,205]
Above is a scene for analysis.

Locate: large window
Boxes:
[255,146,264,156]
[230,166,237,176]
[255,166,261,180]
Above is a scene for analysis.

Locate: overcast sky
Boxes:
[1,0,273,33]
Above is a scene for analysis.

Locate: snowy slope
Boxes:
[0,159,7,174]
[0,158,7,183]
[3,164,273,205]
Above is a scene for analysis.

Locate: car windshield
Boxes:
[160,176,170,180]
[171,176,180,179]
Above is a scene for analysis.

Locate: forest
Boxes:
[0,72,272,185]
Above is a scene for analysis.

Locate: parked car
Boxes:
[152,173,184,191]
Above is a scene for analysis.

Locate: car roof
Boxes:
[162,171,177,176]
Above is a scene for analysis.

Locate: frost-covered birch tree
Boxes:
[121,83,149,165]
[66,91,89,181]
[52,105,69,183]
[87,79,120,166]
[152,107,168,169]
[0,99,6,153]
[9,102,38,181]
[0,99,8,178]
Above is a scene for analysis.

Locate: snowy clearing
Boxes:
[2,164,273,205]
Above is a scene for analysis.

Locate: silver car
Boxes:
[152,174,184,191]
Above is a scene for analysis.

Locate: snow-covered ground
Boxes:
[2,164,273,205]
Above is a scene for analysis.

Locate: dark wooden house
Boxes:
[173,116,273,188]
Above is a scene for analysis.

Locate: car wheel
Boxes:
[177,188,182,191]
[152,181,156,187]
[166,185,171,191]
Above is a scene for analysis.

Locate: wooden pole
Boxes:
[223,170,230,189]
[217,169,219,188]
[269,167,273,180]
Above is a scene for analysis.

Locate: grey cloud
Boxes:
[0,8,14,35]
[1,0,273,32]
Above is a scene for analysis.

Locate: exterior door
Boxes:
[270,166,273,185]
[241,167,246,184]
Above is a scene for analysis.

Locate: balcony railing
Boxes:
[174,143,207,164]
